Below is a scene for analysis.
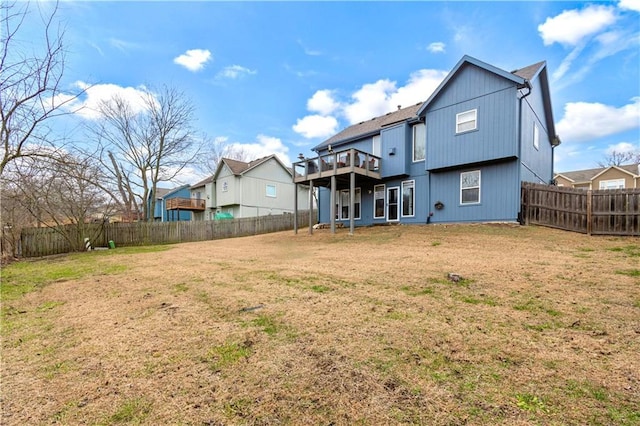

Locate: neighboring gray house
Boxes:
[293,55,560,231]
[193,154,311,220]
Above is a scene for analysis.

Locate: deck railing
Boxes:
[166,197,206,211]
[293,148,380,183]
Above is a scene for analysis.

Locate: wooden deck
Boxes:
[166,197,206,211]
[293,148,381,185]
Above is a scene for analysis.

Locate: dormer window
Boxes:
[456,109,477,134]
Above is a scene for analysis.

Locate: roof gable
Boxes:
[417,55,525,116]
[213,154,293,181]
[154,184,190,200]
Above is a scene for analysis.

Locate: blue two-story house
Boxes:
[148,185,194,222]
[292,55,560,233]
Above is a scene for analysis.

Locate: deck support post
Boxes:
[330,176,336,234]
[349,172,355,235]
[309,179,314,235]
[294,183,298,234]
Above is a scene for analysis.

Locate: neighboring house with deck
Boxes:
[554,164,640,190]
[148,185,194,222]
[192,154,310,220]
[190,176,215,221]
[293,55,560,232]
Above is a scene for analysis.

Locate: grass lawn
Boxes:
[1,224,639,425]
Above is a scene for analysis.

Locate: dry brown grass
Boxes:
[1,224,639,425]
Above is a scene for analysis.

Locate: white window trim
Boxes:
[401,180,415,218]
[599,179,625,190]
[456,109,477,134]
[373,184,385,219]
[266,184,277,197]
[460,170,481,205]
[533,122,539,151]
[412,123,426,162]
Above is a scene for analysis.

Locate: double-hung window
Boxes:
[456,109,477,133]
[460,170,481,204]
[412,123,425,162]
[401,180,415,217]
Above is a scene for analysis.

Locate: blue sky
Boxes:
[22,1,640,183]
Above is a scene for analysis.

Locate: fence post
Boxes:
[586,190,593,236]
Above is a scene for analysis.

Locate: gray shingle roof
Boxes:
[314,102,423,151]
[512,61,545,81]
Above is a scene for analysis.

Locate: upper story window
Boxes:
[460,170,481,204]
[372,135,381,157]
[599,179,625,190]
[412,123,426,162]
[456,109,477,134]
[222,181,228,192]
[533,123,540,150]
[266,184,277,197]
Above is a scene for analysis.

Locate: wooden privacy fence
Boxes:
[20,212,311,258]
[521,182,640,236]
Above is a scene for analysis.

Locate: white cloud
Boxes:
[556,97,640,142]
[386,69,447,116]
[538,5,617,46]
[292,115,339,139]
[63,81,151,120]
[292,67,448,140]
[606,141,640,155]
[307,90,340,115]
[343,79,398,124]
[216,65,257,79]
[343,69,447,125]
[427,42,446,53]
[552,43,586,81]
[618,0,640,12]
[109,38,141,52]
[173,49,212,72]
[228,134,291,165]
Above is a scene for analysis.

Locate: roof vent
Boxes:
[397,105,401,110]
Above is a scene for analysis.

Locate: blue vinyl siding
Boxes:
[150,186,192,222]
[427,63,515,111]
[428,161,520,223]
[519,76,554,184]
[312,57,556,229]
[380,124,409,177]
[426,88,518,170]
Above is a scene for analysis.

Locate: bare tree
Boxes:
[0,1,81,176]
[89,85,201,221]
[598,149,640,167]
[3,151,113,252]
[201,135,251,175]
